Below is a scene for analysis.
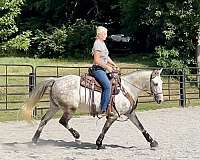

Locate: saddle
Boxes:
[80,72,121,95]
[80,69,135,117]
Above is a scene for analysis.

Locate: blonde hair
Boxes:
[96,26,107,37]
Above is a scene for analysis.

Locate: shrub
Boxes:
[31,19,96,58]
[155,46,190,74]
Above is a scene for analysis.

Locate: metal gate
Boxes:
[0,64,34,111]
[0,65,199,116]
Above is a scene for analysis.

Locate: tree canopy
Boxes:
[0,0,200,71]
[0,0,31,55]
[119,0,200,71]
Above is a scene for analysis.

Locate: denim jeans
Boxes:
[93,69,111,112]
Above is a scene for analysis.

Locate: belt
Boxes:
[92,65,106,71]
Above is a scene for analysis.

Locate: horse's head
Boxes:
[150,69,163,104]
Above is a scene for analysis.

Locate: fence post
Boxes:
[29,72,37,116]
[29,72,35,95]
[179,71,186,107]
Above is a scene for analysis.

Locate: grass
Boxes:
[0,54,153,68]
[0,55,199,122]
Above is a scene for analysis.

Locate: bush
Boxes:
[31,19,96,58]
[0,31,32,56]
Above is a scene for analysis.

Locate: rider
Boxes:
[91,26,119,116]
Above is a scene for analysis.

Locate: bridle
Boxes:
[150,71,163,98]
[121,70,163,97]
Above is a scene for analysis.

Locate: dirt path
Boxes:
[0,107,200,160]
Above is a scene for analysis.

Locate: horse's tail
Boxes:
[22,78,56,122]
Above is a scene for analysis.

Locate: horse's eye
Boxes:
[154,83,158,86]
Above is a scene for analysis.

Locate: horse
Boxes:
[22,69,163,149]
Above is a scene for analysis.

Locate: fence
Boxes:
[0,64,199,116]
[0,64,34,111]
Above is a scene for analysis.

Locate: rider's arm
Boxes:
[107,56,120,71]
[107,56,117,67]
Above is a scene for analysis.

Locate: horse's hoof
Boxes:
[97,145,105,150]
[32,130,40,144]
[32,138,38,144]
[74,131,80,139]
[69,128,80,139]
[150,140,158,148]
[75,139,81,144]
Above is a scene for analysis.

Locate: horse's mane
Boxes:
[120,70,153,91]
[122,70,152,80]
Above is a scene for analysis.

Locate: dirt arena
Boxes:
[0,107,200,160]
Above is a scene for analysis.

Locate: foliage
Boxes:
[119,0,200,69]
[18,0,120,58]
[31,19,96,58]
[19,0,67,30]
[20,0,120,31]
[0,0,31,55]
[155,46,190,74]
[1,31,31,50]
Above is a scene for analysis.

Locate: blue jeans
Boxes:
[93,69,111,112]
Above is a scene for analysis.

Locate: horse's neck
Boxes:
[121,71,151,99]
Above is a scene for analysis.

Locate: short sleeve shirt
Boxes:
[92,39,109,65]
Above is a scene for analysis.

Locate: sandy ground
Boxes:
[0,107,200,160]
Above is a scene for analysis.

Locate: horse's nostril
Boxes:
[158,100,161,104]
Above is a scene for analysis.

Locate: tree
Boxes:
[18,0,120,58]
[0,0,31,55]
[119,0,200,71]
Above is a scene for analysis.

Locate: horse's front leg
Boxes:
[59,112,80,141]
[126,112,158,148]
[96,115,118,150]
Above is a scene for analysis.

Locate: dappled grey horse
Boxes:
[22,69,163,149]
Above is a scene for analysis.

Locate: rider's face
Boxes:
[99,31,107,41]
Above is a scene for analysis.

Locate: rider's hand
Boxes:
[112,65,120,71]
[115,66,120,71]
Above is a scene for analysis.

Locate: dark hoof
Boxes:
[32,137,38,144]
[150,140,158,148]
[32,130,41,144]
[73,130,80,139]
[69,128,80,139]
[97,145,105,150]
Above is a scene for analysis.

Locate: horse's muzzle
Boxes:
[154,93,163,104]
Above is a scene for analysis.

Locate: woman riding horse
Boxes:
[22,68,163,150]
[91,26,119,116]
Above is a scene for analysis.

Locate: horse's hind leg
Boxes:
[32,103,59,144]
[96,115,118,150]
[59,111,80,141]
[126,112,158,148]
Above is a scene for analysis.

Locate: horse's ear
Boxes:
[153,68,163,77]
[159,68,163,74]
